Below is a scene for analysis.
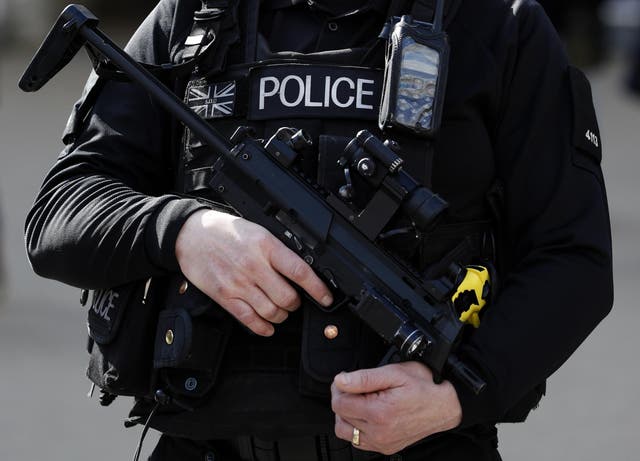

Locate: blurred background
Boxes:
[1,1,639,460]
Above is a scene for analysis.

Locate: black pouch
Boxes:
[379,13,450,138]
[86,278,160,397]
[300,307,362,388]
[153,274,233,405]
[299,305,387,398]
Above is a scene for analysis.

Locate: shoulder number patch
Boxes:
[585,129,599,148]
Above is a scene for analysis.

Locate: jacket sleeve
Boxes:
[452,1,614,426]
[24,0,207,289]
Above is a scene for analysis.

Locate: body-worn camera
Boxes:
[379,7,450,138]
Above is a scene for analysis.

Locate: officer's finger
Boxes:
[256,270,302,312]
[334,414,355,441]
[223,297,275,337]
[268,242,333,307]
[334,366,404,394]
[334,414,369,450]
[246,285,290,324]
[332,389,370,422]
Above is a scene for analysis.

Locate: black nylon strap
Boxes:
[84,42,200,83]
[243,0,261,63]
[410,0,462,28]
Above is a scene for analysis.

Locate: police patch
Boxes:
[88,286,130,344]
[187,80,236,119]
[248,64,383,121]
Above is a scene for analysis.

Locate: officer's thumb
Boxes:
[334,367,402,394]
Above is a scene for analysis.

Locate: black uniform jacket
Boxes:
[25,0,613,434]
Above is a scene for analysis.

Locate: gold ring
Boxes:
[352,427,360,446]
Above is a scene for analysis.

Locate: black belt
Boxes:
[150,427,500,461]
[228,434,380,461]
[150,432,385,461]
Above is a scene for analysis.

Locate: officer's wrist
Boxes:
[145,197,211,271]
[447,358,501,428]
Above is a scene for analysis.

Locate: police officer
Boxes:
[25,0,613,460]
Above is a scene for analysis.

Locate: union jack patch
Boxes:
[187,80,236,119]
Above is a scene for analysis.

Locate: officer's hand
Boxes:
[175,209,333,336]
[331,362,462,455]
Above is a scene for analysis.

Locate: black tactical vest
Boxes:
[148,0,492,408]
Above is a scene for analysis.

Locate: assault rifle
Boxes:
[20,4,486,393]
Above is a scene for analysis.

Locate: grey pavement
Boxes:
[1,23,639,461]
